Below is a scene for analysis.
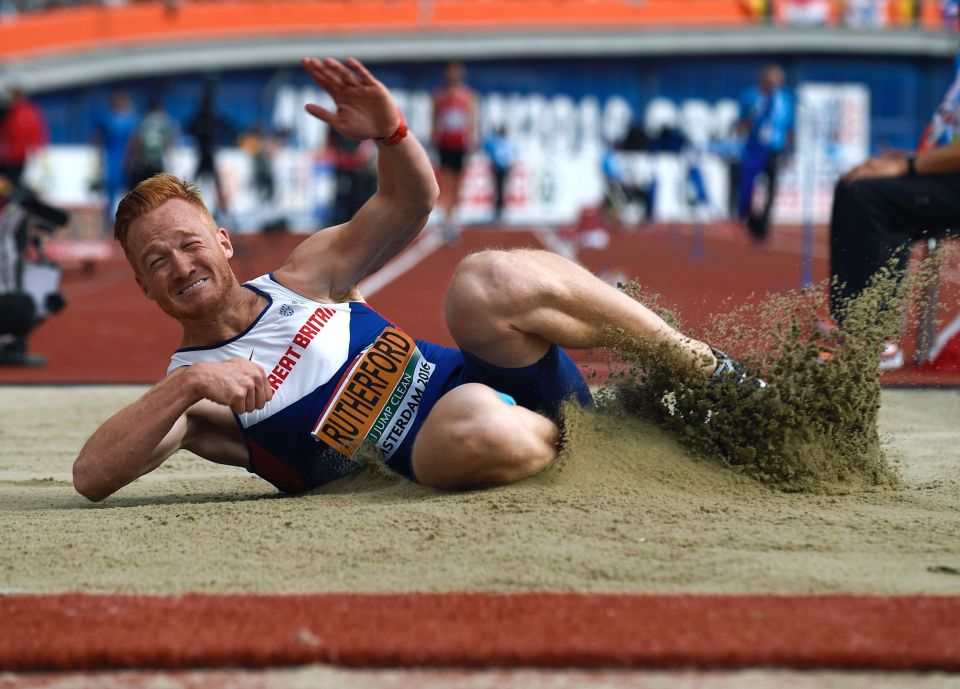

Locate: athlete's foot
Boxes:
[710,347,768,389]
[656,347,766,423]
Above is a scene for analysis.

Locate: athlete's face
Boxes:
[126,199,236,321]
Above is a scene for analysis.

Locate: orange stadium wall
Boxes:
[0,0,756,60]
[0,0,951,63]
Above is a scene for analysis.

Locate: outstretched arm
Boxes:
[274,57,440,302]
[72,358,271,502]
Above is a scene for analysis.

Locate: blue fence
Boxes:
[33,54,955,153]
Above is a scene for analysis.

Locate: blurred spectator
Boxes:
[238,124,279,204]
[601,135,654,228]
[734,64,795,242]
[93,89,138,228]
[432,61,476,244]
[828,51,960,369]
[894,0,920,26]
[326,127,376,226]
[843,0,890,27]
[128,95,178,187]
[708,134,743,218]
[1,0,126,17]
[0,82,48,187]
[481,124,515,222]
[188,80,232,217]
[743,0,774,22]
[780,0,831,25]
[943,0,959,28]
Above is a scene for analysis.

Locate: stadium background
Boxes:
[2,0,958,383]
[3,0,959,232]
[1,1,959,686]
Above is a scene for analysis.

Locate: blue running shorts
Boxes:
[383,342,593,481]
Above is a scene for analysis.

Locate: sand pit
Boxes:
[1,385,957,596]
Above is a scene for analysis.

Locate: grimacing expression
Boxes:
[127,199,235,320]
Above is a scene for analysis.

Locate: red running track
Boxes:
[1,592,958,673]
[1,222,957,385]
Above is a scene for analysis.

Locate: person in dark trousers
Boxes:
[188,81,232,217]
[828,53,960,369]
[482,125,515,222]
[327,127,377,225]
[128,96,178,187]
[735,65,795,242]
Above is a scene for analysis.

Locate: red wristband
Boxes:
[378,109,408,146]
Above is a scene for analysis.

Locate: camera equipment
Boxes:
[0,183,70,365]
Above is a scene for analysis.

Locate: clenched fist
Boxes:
[189,357,273,414]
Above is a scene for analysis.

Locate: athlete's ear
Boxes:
[217,227,234,260]
[134,275,154,301]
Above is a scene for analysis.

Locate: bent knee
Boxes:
[465,415,556,487]
[449,250,516,307]
[454,249,566,300]
[447,250,563,328]
[413,384,558,489]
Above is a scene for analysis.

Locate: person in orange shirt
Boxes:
[432,62,477,244]
[0,84,48,187]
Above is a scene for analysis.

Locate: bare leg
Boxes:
[444,249,716,374]
[439,167,462,218]
[412,383,560,489]
[439,166,464,240]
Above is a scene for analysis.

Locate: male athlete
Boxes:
[73,57,751,502]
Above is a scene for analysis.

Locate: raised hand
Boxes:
[190,357,273,414]
[302,57,400,141]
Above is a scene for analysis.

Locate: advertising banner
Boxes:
[24,80,869,233]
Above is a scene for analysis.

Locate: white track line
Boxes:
[5,668,950,689]
[526,223,829,262]
[358,231,444,298]
[530,225,578,262]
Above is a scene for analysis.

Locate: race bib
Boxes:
[311,328,435,459]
